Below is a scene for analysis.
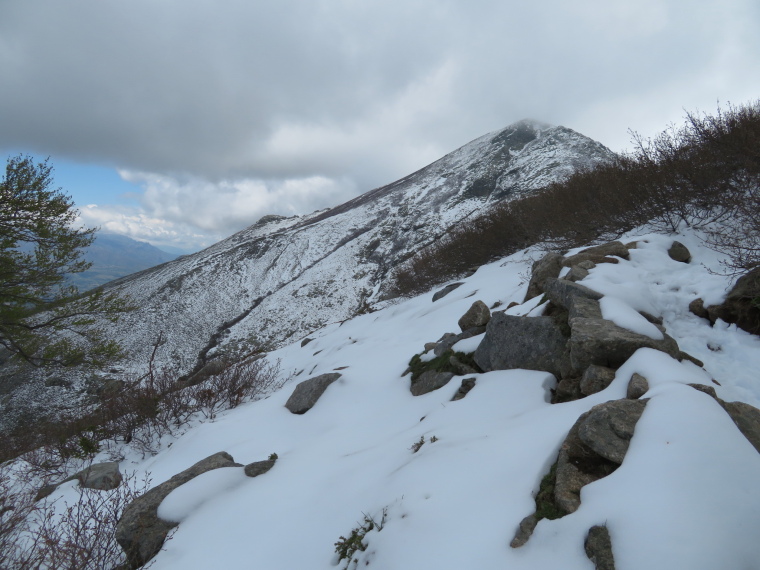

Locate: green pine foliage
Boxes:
[0,155,131,367]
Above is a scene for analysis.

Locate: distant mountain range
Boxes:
[68,233,178,291]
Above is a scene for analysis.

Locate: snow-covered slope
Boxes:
[98,120,614,374]
[45,228,760,570]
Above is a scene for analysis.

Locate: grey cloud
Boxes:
[2,0,759,236]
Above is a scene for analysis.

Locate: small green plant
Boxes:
[534,462,567,521]
[407,350,481,384]
[410,436,426,453]
[429,435,438,443]
[268,452,278,461]
[334,509,387,569]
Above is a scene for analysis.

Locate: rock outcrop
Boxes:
[116,451,242,568]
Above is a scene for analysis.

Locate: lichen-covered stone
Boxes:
[411,371,455,396]
[626,373,649,399]
[524,252,564,301]
[457,300,491,332]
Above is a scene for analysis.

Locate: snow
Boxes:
[38,228,760,569]
[600,296,664,340]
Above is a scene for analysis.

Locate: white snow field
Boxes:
[50,229,760,569]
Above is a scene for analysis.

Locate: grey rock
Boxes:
[689,298,710,320]
[72,462,123,491]
[35,462,123,501]
[678,351,704,367]
[544,278,603,311]
[688,383,718,399]
[579,365,616,396]
[423,342,438,352]
[244,458,277,478]
[458,300,491,332]
[565,265,590,282]
[300,337,314,347]
[449,355,478,376]
[563,241,630,267]
[706,267,760,335]
[524,252,564,302]
[116,452,242,568]
[553,376,582,403]
[585,525,616,570]
[568,317,680,375]
[451,378,476,401]
[411,371,455,396]
[626,373,649,399]
[568,296,603,320]
[510,513,539,548]
[555,411,606,514]
[667,241,692,263]
[578,399,647,464]
[474,312,568,377]
[577,260,596,270]
[433,326,486,356]
[722,401,760,454]
[555,400,647,513]
[688,384,760,454]
[432,282,463,302]
[285,373,342,414]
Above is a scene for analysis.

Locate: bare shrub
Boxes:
[192,356,284,420]
[387,101,760,296]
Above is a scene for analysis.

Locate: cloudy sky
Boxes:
[1,0,758,252]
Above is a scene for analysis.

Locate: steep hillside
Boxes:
[8,228,759,570]
[96,120,613,376]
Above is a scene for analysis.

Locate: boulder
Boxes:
[432,282,463,302]
[563,241,630,267]
[568,317,680,375]
[35,462,123,502]
[687,384,760,453]
[722,401,760,454]
[577,399,647,464]
[553,376,582,403]
[285,373,342,414]
[706,267,760,335]
[565,265,590,282]
[689,298,710,320]
[585,525,616,570]
[524,252,564,302]
[457,300,491,332]
[433,327,486,356]
[73,462,123,491]
[116,452,242,568]
[667,241,692,263]
[474,312,568,377]
[568,296,603,320]
[300,337,314,347]
[579,365,616,396]
[449,354,479,376]
[510,513,539,548]
[244,457,277,478]
[555,400,646,513]
[411,371,455,396]
[626,373,649,399]
[543,278,603,311]
[451,378,476,401]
